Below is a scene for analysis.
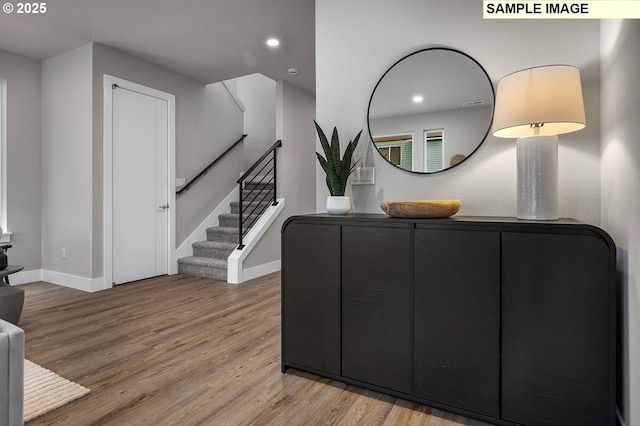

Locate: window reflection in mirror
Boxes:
[425,129,444,172]
[373,134,413,171]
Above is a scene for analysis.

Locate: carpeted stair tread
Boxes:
[206,226,240,244]
[178,256,227,268]
[192,241,237,249]
[230,201,272,214]
[218,213,259,220]
[192,240,237,259]
[242,190,274,199]
[179,187,274,281]
[244,181,274,190]
[178,256,227,281]
[218,213,259,228]
[205,226,238,234]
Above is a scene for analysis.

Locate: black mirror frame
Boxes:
[367,47,495,175]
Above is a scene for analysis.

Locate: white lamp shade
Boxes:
[492,65,586,138]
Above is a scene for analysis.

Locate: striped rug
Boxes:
[24,360,91,422]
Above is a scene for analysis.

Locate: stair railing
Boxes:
[236,140,282,249]
[176,134,247,197]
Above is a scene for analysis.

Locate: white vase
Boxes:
[326,196,351,215]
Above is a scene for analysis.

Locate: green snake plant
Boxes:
[314,121,362,196]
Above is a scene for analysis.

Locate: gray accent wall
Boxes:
[243,80,316,269]
[600,20,640,426]
[41,43,94,277]
[92,43,244,270]
[3,40,299,281]
[38,42,244,279]
[0,49,41,271]
[236,73,277,169]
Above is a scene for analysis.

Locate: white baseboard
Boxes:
[10,269,107,292]
[10,261,279,291]
[42,270,107,292]
[241,260,281,282]
[9,269,43,286]
[9,189,277,291]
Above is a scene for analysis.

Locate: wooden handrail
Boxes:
[237,140,282,184]
[177,134,247,196]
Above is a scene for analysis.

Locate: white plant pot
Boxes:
[326,196,351,215]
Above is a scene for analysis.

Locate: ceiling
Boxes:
[369,49,494,120]
[0,0,316,93]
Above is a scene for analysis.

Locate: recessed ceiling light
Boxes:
[267,38,280,47]
[413,95,423,103]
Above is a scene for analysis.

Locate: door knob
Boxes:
[159,204,169,210]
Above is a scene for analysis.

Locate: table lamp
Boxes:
[492,65,586,220]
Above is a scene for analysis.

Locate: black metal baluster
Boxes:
[238,181,244,249]
[236,140,282,250]
[272,147,278,206]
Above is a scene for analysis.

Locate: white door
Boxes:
[112,87,169,285]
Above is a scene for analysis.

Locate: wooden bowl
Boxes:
[380,199,461,218]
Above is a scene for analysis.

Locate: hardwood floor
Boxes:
[19,273,488,425]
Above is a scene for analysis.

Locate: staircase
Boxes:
[177,182,274,281]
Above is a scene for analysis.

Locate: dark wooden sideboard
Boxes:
[281,214,616,426]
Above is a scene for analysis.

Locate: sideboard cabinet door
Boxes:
[502,232,613,426]
[282,222,341,375]
[414,228,500,418]
[342,225,413,394]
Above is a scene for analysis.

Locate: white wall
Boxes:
[601,20,640,426]
[316,1,601,225]
[41,44,94,277]
[0,49,41,270]
[243,80,315,269]
[236,73,276,169]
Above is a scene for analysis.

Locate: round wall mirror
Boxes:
[367,48,494,174]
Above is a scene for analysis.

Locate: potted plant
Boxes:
[314,121,362,215]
